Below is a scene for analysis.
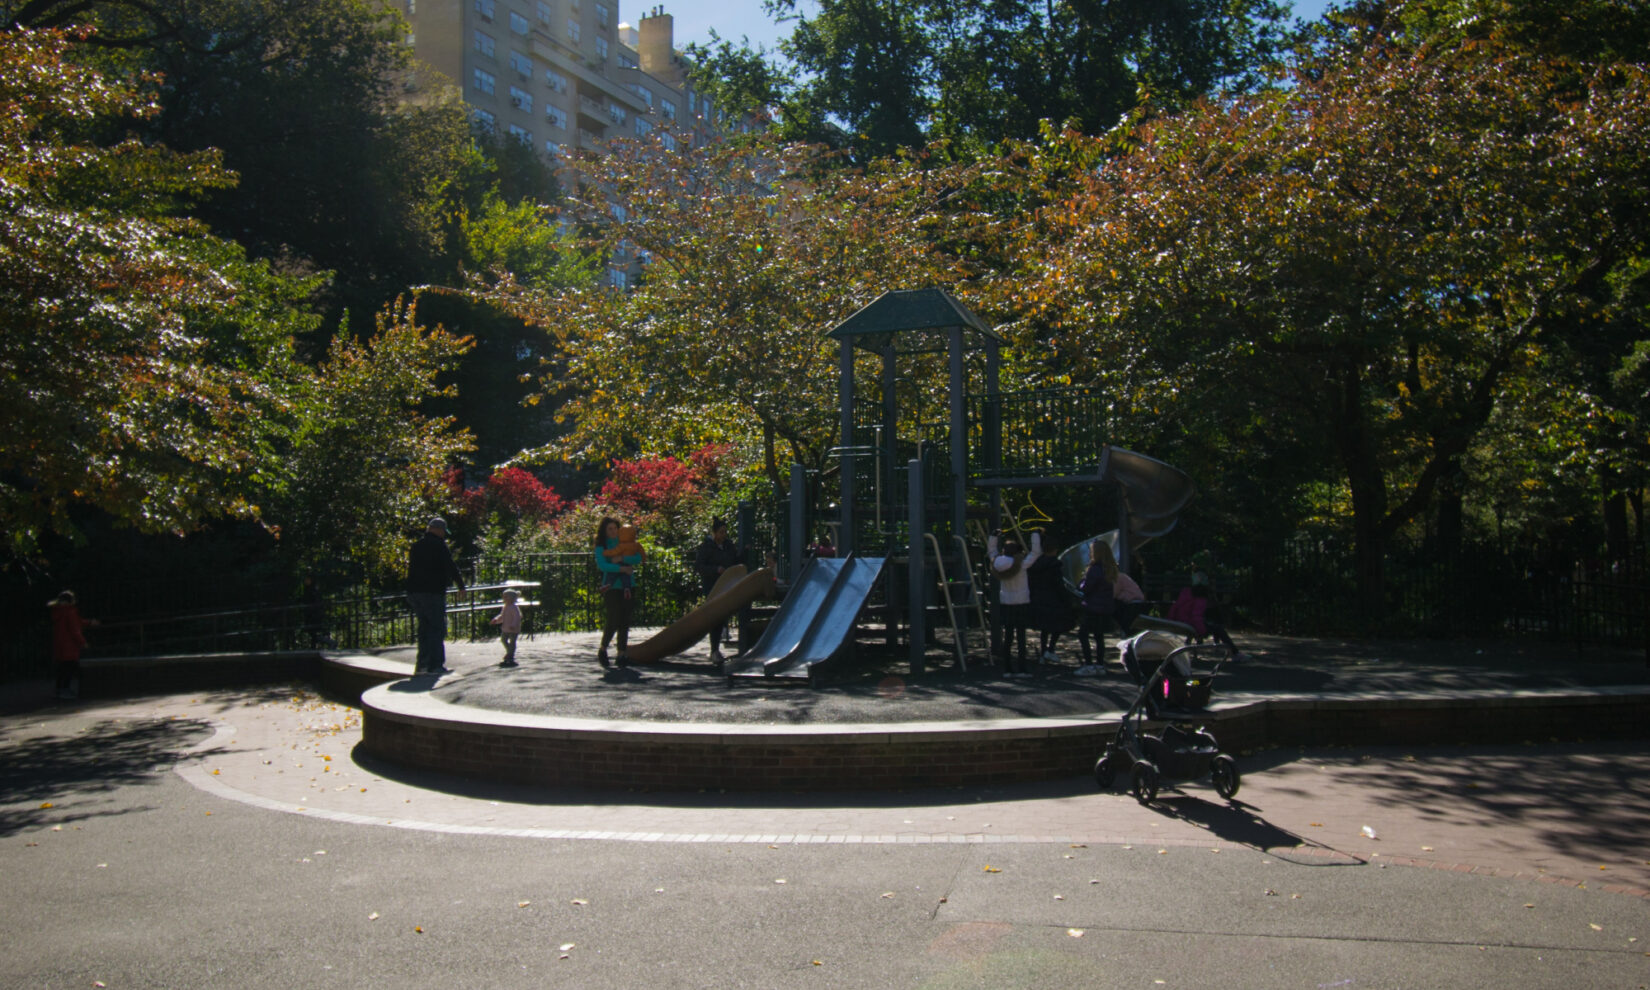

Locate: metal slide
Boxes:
[726,556,885,684]
[626,565,777,665]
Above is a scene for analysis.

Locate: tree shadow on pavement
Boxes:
[0,717,215,837]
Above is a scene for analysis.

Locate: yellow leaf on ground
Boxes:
[982,866,1001,873]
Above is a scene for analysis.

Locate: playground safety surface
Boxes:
[414,629,1649,725]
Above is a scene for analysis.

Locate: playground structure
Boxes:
[634,287,1195,683]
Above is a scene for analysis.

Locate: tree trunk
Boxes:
[1602,473,1630,561]
[1333,359,1388,623]
[1433,456,1464,559]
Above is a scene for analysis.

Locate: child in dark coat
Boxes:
[1025,537,1074,666]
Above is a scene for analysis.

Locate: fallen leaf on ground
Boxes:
[559,943,575,952]
[1067,929,1085,937]
[368,912,379,921]
[517,901,531,908]
[881,892,895,899]
[982,866,1001,873]
[1590,923,1603,931]
[570,898,588,905]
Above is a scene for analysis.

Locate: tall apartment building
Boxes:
[402,1,735,164]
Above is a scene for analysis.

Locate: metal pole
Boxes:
[909,456,926,675]
[839,338,856,557]
[949,325,967,543]
[790,462,807,587]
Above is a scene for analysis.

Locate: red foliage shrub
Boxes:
[486,466,567,520]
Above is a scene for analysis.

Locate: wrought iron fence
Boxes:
[0,552,708,680]
[6,532,1643,680]
[1230,539,1648,656]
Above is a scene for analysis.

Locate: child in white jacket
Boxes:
[491,588,523,667]
[988,531,1042,676]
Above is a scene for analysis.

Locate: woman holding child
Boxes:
[593,516,642,670]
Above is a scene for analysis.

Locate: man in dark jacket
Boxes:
[406,517,465,674]
[693,518,743,662]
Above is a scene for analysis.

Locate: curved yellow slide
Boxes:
[626,564,778,664]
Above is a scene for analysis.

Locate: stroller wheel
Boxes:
[1211,754,1241,800]
[1093,755,1117,790]
[1131,761,1160,805]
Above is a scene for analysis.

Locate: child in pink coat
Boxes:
[490,588,523,667]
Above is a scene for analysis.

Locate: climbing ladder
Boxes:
[924,533,987,671]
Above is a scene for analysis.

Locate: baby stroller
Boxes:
[1093,630,1240,804]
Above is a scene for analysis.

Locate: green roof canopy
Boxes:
[826,288,1004,354]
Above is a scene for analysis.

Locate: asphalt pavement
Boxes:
[3,668,1648,990]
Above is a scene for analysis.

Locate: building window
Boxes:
[566,18,580,42]
[472,68,496,95]
[635,86,652,108]
[608,102,625,124]
[536,0,552,24]
[473,108,496,131]
[661,98,675,121]
[544,139,561,157]
[510,11,529,35]
[406,0,416,13]
[545,69,568,92]
[545,105,568,129]
[618,52,636,68]
[509,50,532,76]
[703,99,714,120]
[661,132,676,152]
[508,123,533,145]
[474,0,495,21]
[596,2,609,26]
[473,30,495,58]
[595,36,607,59]
[634,118,650,136]
[687,91,697,113]
[609,267,628,290]
[509,86,532,112]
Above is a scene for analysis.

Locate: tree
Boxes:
[763,0,1296,159]
[264,299,474,581]
[1007,27,1650,612]
[472,133,1000,491]
[5,0,476,332]
[0,28,307,554]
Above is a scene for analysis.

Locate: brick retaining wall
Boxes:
[358,686,1650,791]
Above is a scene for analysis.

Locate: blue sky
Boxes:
[657,1,1336,54]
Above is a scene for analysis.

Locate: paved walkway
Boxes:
[6,631,1647,894]
[5,637,1650,990]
